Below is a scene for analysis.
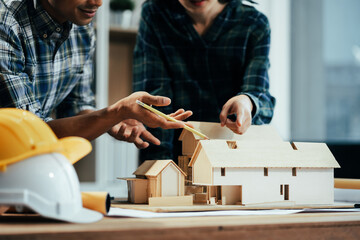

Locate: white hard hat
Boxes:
[0,109,102,223]
[0,152,102,223]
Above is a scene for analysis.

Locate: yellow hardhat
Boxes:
[0,108,92,172]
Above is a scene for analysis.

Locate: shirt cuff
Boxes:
[77,105,96,114]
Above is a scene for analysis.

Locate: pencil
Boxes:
[136,100,209,140]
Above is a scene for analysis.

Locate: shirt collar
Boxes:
[171,0,239,21]
[168,0,239,43]
[28,0,72,40]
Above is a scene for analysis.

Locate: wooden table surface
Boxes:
[1,211,360,240]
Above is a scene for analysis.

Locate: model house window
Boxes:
[264,168,268,176]
[292,168,297,176]
[226,141,237,149]
[221,168,226,176]
[280,185,283,195]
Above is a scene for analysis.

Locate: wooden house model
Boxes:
[178,122,284,201]
[189,139,340,205]
[121,160,192,206]
[121,122,340,207]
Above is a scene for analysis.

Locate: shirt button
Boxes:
[43,33,48,38]
[56,27,61,32]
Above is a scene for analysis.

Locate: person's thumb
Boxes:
[141,94,171,107]
[236,113,244,127]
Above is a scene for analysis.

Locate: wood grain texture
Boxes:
[2,212,360,240]
[148,196,193,207]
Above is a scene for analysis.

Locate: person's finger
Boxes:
[243,120,251,132]
[126,126,139,142]
[140,130,161,145]
[225,120,237,131]
[169,109,185,117]
[173,110,193,121]
[140,94,171,107]
[134,138,149,149]
[236,112,244,127]
[117,123,128,140]
[225,120,244,134]
[228,123,246,134]
[159,121,185,129]
[141,112,168,128]
[219,104,230,127]
[139,108,185,129]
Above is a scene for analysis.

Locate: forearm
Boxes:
[47,107,121,141]
[48,91,187,141]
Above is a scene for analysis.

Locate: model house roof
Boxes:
[189,140,340,168]
[179,121,283,141]
[133,160,187,177]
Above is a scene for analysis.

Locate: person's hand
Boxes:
[112,91,192,129]
[219,95,253,134]
[109,109,193,148]
[108,95,193,148]
[108,119,158,149]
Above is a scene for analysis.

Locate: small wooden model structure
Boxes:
[121,122,340,207]
[121,160,192,206]
[178,122,340,206]
[178,122,284,204]
[189,140,340,205]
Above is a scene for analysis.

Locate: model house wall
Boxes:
[210,168,334,205]
[161,163,181,196]
[178,122,284,196]
[189,140,340,205]
[122,178,148,204]
[121,160,187,204]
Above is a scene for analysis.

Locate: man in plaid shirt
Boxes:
[0,0,192,147]
[133,0,276,162]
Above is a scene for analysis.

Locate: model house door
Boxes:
[161,164,179,196]
[284,185,289,200]
[280,184,290,201]
[220,186,242,205]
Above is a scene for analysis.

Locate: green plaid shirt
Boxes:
[133,0,276,161]
[0,0,96,122]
